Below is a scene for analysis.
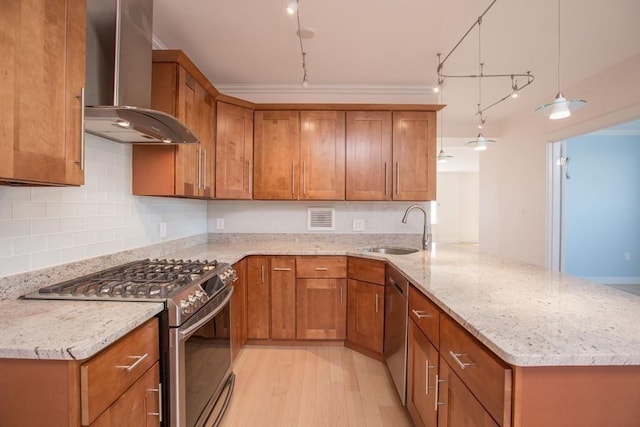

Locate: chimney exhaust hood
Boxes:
[84,0,199,145]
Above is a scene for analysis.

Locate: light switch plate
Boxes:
[216,218,225,230]
[159,222,167,238]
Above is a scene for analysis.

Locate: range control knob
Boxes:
[180,299,191,315]
[195,289,207,303]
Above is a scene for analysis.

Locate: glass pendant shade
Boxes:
[437,149,453,163]
[535,92,586,120]
[466,133,494,151]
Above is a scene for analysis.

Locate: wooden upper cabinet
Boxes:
[216,102,254,199]
[300,111,346,200]
[253,111,301,199]
[392,111,436,200]
[0,0,85,186]
[132,51,216,198]
[345,111,393,200]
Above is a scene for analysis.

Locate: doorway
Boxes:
[548,119,640,294]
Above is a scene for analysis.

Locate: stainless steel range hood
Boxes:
[84,0,198,144]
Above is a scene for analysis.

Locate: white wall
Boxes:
[434,172,479,243]
[207,200,430,235]
[480,54,640,267]
[0,134,207,277]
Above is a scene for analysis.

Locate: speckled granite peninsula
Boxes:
[1,233,639,367]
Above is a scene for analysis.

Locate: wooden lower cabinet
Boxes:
[270,257,296,339]
[231,259,247,360]
[0,318,160,426]
[90,362,160,427]
[296,278,346,339]
[438,358,499,427]
[246,256,270,339]
[346,278,384,354]
[407,319,439,427]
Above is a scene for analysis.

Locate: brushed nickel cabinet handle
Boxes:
[291,162,295,197]
[203,148,207,189]
[449,351,475,370]
[146,383,162,421]
[302,161,306,196]
[314,267,328,271]
[384,162,388,195]
[116,353,148,371]
[340,286,343,305]
[435,375,446,411]
[247,160,251,193]
[273,267,292,271]
[425,360,430,395]
[261,265,265,284]
[375,293,379,313]
[396,161,400,195]
[75,87,85,170]
[412,309,432,319]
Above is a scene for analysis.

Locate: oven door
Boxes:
[170,286,234,427]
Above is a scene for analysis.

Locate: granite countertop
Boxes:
[1,235,639,366]
[0,299,163,360]
[170,239,640,367]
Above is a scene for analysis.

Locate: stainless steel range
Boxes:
[24,258,237,427]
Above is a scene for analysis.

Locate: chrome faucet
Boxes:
[401,205,432,251]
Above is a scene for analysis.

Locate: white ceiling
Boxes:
[153,0,640,135]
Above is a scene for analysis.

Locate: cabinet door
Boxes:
[437,359,499,427]
[1,0,85,186]
[300,111,346,200]
[407,320,439,427]
[216,102,254,199]
[297,278,346,339]
[90,363,161,427]
[246,257,270,339]
[270,257,296,339]
[347,278,384,353]
[175,69,200,197]
[345,111,392,200]
[231,259,247,360]
[253,111,300,199]
[392,112,436,201]
[197,88,215,198]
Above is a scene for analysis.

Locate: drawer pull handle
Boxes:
[375,293,379,313]
[314,267,328,271]
[412,309,432,319]
[449,351,475,370]
[340,286,344,305]
[273,267,292,271]
[116,353,148,372]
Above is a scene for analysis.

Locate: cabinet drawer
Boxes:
[296,256,346,278]
[347,257,385,285]
[81,319,159,425]
[408,286,440,348]
[440,315,512,426]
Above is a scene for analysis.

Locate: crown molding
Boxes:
[588,129,640,137]
[215,83,434,96]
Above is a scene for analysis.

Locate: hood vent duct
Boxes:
[84,0,199,144]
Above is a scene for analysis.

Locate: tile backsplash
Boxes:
[0,134,207,277]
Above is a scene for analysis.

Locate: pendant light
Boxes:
[465,18,495,152]
[535,0,586,119]
[436,88,453,163]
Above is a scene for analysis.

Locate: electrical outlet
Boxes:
[159,222,167,238]
[216,218,225,230]
[625,252,631,261]
[353,219,365,231]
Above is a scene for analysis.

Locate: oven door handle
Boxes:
[179,287,234,340]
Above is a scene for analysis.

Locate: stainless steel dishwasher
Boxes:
[384,266,409,405]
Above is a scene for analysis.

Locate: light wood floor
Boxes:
[217,345,412,427]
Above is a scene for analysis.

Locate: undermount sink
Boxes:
[361,247,420,255]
